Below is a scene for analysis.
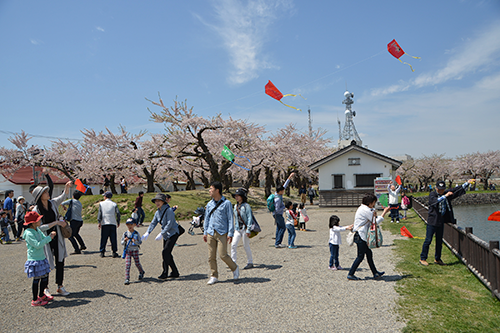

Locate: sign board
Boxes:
[374,177,392,208]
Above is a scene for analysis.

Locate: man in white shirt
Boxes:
[97,192,121,258]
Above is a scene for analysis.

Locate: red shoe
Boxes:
[31,297,48,306]
[41,294,54,302]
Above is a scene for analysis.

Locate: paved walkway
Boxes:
[0,205,405,332]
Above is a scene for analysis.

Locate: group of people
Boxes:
[12,171,475,307]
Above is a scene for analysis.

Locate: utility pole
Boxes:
[308,106,313,137]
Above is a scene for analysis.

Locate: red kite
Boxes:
[387,39,421,72]
[75,179,87,194]
[488,211,500,222]
[395,175,402,186]
[265,80,305,111]
[400,226,413,238]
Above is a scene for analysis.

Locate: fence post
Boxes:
[490,241,499,299]
[465,227,473,234]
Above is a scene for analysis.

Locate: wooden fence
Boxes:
[413,199,500,301]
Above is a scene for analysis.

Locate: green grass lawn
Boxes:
[383,211,500,332]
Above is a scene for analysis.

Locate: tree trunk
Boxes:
[183,170,196,191]
[252,168,261,187]
[200,172,210,188]
[264,167,274,198]
[143,167,156,193]
[109,174,117,194]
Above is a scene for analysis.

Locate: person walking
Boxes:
[22,211,57,306]
[61,190,87,254]
[134,191,146,226]
[121,218,145,285]
[273,173,295,248]
[419,179,473,266]
[15,196,27,241]
[142,193,180,280]
[3,190,17,239]
[299,185,307,205]
[98,191,121,258]
[231,188,253,270]
[347,194,390,281]
[203,182,239,285]
[284,201,297,249]
[307,185,317,205]
[33,181,72,296]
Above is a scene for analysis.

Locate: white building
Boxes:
[309,141,402,207]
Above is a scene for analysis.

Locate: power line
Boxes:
[0,130,82,142]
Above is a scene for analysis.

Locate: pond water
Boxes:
[453,204,500,243]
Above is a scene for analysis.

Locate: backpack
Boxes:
[267,194,276,212]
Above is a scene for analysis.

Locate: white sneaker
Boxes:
[233,266,240,280]
[207,277,218,285]
[44,288,52,298]
[57,286,69,296]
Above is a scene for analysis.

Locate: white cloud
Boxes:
[96,26,105,32]
[198,0,293,85]
[370,21,500,97]
[30,39,43,45]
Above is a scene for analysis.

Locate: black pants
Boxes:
[9,221,17,239]
[16,221,25,239]
[100,225,117,253]
[49,235,65,286]
[68,220,86,251]
[348,233,378,276]
[162,233,180,276]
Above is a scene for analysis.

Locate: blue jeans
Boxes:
[420,224,444,261]
[286,224,296,247]
[1,227,10,242]
[329,243,339,268]
[389,204,400,220]
[136,207,145,224]
[274,214,286,246]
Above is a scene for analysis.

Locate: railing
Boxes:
[412,199,500,301]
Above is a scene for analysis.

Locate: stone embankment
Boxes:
[414,192,500,206]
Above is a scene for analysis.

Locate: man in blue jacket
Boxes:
[420,179,473,266]
[203,182,239,285]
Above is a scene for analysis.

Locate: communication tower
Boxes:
[338,91,362,148]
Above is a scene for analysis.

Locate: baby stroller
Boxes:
[188,207,205,235]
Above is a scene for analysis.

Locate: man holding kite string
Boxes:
[419,179,475,266]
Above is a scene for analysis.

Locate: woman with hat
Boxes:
[230,188,254,270]
[23,211,57,306]
[142,193,180,280]
[32,181,72,297]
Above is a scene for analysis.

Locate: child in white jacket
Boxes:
[328,215,353,270]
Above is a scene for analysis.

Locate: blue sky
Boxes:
[1,0,499,159]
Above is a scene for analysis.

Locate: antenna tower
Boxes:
[338,91,362,148]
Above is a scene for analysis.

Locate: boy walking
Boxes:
[121,218,145,285]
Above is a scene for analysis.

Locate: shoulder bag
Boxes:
[366,216,383,249]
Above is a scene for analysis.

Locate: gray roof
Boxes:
[309,141,402,171]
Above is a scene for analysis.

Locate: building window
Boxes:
[348,158,360,166]
[355,174,381,188]
[332,174,344,189]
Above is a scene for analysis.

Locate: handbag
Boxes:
[60,221,72,238]
[249,213,261,238]
[366,217,383,249]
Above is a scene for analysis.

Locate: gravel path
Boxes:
[0,205,405,332]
